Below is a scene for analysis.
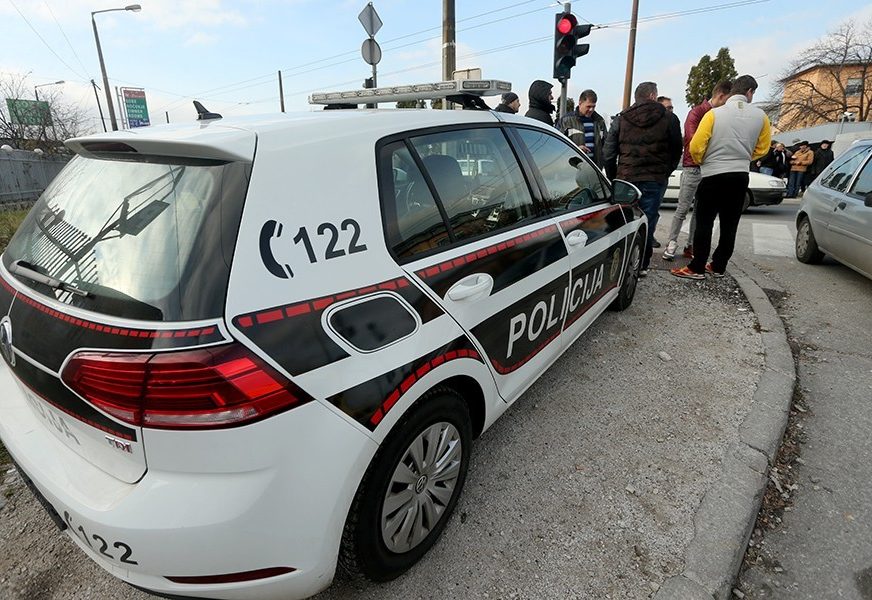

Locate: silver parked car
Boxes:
[795,139,872,280]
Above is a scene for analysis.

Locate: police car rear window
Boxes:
[2,155,249,321]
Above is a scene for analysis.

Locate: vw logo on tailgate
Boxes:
[0,317,15,367]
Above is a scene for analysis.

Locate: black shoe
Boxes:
[652,239,661,248]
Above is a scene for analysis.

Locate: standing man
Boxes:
[603,81,682,276]
[559,89,608,168]
[809,139,835,183]
[671,75,771,280]
[663,80,733,261]
[494,92,520,114]
[772,142,789,179]
[787,141,813,197]
[525,80,556,126]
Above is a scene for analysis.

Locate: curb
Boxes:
[653,255,796,600]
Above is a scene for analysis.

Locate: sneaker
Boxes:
[682,245,694,259]
[663,240,678,260]
[705,263,725,278]
[639,269,649,277]
[671,266,704,280]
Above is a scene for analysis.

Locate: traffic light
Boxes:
[553,12,592,80]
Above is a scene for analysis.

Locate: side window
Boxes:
[409,128,537,243]
[849,153,872,197]
[820,147,871,193]
[381,142,451,259]
[516,128,610,212]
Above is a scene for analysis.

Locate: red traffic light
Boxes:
[557,15,576,34]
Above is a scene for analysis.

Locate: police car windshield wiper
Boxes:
[10,260,90,298]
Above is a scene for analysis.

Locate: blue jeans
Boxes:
[633,181,667,269]
[787,171,803,197]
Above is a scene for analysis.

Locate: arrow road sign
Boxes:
[358,3,383,37]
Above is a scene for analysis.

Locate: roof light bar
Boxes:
[309,80,512,105]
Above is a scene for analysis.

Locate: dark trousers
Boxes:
[689,172,749,274]
[633,181,667,269]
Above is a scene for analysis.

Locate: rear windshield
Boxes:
[2,155,250,321]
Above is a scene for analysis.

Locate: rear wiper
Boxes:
[10,260,91,298]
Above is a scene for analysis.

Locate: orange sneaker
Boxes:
[705,263,725,278]
[671,266,704,280]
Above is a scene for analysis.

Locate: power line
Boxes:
[8,0,89,81]
[43,0,91,79]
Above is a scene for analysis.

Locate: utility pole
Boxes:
[621,0,640,110]
[91,79,107,133]
[442,0,455,109]
[278,70,285,112]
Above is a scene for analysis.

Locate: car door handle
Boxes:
[836,201,847,211]
[566,229,589,247]
[446,274,493,302]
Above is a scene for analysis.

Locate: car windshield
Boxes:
[2,155,250,321]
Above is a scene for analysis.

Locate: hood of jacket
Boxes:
[528,80,554,113]
[622,100,667,129]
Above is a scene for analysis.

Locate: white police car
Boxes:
[0,80,645,600]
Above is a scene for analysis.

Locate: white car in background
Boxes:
[663,165,786,211]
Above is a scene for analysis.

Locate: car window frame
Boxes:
[846,147,872,200]
[506,124,613,214]
[820,146,872,194]
[376,123,554,265]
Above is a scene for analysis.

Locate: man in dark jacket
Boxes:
[494,92,520,114]
[809,139,835,182]
[603,81,682,274]
[558,89,608,168]
[525,80,555,126]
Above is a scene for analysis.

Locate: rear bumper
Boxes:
[0,359,377,600]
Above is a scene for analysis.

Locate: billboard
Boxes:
[121,88,150,128]
[5,98,52,126]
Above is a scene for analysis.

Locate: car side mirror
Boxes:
[612,179,641,204]
[865,192,872,208]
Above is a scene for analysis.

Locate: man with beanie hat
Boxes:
[495,92,520,114]
[525,80,556,126]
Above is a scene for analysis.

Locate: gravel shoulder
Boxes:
[0,271,763,600]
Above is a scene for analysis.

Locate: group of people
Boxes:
[756,139,834,198]
[494,74,774,281]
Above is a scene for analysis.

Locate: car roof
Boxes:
[66,109,549,162]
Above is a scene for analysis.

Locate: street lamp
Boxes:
[34,80,65,101]
[91,4,141,131]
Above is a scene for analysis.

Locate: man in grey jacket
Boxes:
[671,75,771,279]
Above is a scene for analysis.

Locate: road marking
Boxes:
[681,217,719,238]
[753,223,795,256]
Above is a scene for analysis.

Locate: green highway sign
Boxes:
[5,98,52,126]
[121,88,150,128]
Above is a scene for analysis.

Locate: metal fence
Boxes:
[0,150,69,210]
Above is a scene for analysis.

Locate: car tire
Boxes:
[742,190,752,213]
[339,386,472,582]
[795,216,824,264]
[609,234,643,311]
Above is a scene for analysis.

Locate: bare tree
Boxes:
[0,73,91,154]
[770,18,872,130]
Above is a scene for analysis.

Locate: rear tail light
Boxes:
[61,344,313,430]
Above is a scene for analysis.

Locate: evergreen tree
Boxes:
[685,48,738,107]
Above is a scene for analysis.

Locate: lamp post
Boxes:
[34,80,64,102]
[91,4,141,131]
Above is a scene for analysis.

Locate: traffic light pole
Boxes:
[559,78,568,122]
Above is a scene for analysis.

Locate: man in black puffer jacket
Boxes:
[603,81,682,275]
[524,80,556,126]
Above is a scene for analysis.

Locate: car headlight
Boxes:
[768,180,784,188]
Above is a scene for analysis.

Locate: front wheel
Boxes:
[609,234,643,311]
[795,216,824,264]
[339,387,472,582]
[742,191,752,213]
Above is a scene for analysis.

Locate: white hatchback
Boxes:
[0,89,646,600]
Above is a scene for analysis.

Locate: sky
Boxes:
[2,0,871,135]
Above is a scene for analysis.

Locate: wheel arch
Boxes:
[439,375,487,439]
